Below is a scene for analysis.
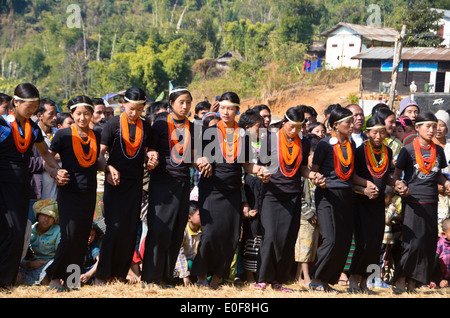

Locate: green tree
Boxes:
[403,2,445,47]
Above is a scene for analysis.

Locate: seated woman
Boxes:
[19,199,61,286]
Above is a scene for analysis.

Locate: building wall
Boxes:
[324,26,362,69]
[361,60,450,94]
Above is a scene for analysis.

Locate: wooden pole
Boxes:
[388,25,407,110]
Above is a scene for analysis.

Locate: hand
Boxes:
[106,165,120,186]
[364,180,379,199]
[210,100,219,113]
[257,166,270,183]
[147,150,159,170]
[196,157,212,178]
[54,169,70,186]
[242,202,250,218]
[80,273,92,284]
[395,180,409,197]
[312,172,326,188]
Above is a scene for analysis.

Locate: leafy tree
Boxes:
[403,1,445,47]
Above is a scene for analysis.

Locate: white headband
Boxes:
[366,125,386,130]
[336,115,354,123]
[124,96,146,104]
[70,103,94,110]
[415,121,437,125]
[169,88,190,96]
[219,100,240,108]
[284,113,304,125]
[14,95,39,102]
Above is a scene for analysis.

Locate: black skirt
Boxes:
[310,187,354,285]
[96,178,143,280]
[141,176,191,284]
[349,194,385,278]
[394,201,438,285]
[46,188,97,282]
[257,192,301,284]
[0,182,30,288]
[191,187,242,279]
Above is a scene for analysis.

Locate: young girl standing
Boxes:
[309,106,378,292]
[191,92,270,290]
[141,87,210,287]
[255,106,326,292]
[392,112,450,294]
[95,87,154,284]
[45,96,105,291]
[0,83,64,289]
[347,115,408,293]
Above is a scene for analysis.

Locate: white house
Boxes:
[319,22,399,69]
[433,8,450,48]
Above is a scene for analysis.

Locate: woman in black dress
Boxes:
[46,96,105,291]
[347,115,408,293]
[255,106,326,292]
[392,112,450,294]
[191,92,270,290]
[95,87,155,284]
[141,87,211,287]
[0,83,64,289]
[309,106,378,292]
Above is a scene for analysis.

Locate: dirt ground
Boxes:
[239,78,361,121]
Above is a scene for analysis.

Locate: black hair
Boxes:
[220,92,240,104]
[365,113,386,129]
[373,108,395,122]
[0,93,12,104]
[145,101,168,123]
[189,200,199,216]
[154,111,169,123]
[169,86,192,108]
[414,111,437,125]
[307,121,326,133]
[371,103,389,116]
[13,83,40,107]
[202,113,220,128]
[36,98,57,116]
[324,104,341,117]
[67,95,94,113]
[238,108,264,130]
[195,101,211,114]
[395,120,406,131]
[91,98,105,106]
[283,106,305,124]
[253,104,271,114]
[307,106,318,117]
[56,112,73,127]
[328,106,353,128]
[124,87,147,104]
[385,185,394,197]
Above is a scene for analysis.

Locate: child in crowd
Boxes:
[430,218,450,289]
[80,223,103,285]
[19,199,60,286]
[174,201,202,286]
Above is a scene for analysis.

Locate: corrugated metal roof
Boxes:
[319,22,399,42]
[352,47,450,61]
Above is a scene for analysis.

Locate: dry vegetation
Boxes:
[2,280,449,299]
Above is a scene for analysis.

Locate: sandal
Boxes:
[253,282,268,290]
[272,283,293,293]
[196,281,209,288]
[309,283,325,292]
